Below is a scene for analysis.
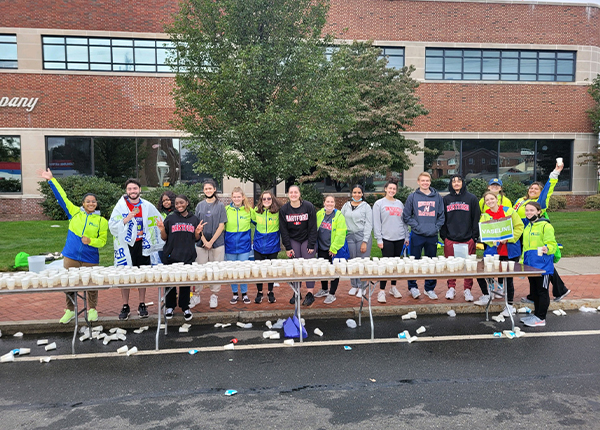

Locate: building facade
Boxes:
[1,0,598,216]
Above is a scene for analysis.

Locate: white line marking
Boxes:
[12,329,600,362]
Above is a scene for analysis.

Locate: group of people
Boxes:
[39,161,568,328]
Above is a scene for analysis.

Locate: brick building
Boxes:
[1,0,598,216]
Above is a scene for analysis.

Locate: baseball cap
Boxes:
[488,178,503,186]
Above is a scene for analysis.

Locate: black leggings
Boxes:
[380,239,405,290]
[254,251,278,292]
[318,249,340,295]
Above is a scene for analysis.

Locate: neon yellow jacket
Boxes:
[520,218,557,275]
[514,177,558,223]
[316,208,348,255]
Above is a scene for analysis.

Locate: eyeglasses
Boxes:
[262,197,272,201]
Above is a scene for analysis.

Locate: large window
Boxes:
[45,137,215,187]
[425,139,572,191]
[425,49,575,82]
[325,46,404,69]
[42,36,176,72]
[0,136,21,192]
[0,35,17,69]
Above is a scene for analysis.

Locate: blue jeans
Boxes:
[407,233,438,292]
[225,252,251,294]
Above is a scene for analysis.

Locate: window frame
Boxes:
[0,34,18,69]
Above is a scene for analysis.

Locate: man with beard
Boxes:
[109,178,164,320]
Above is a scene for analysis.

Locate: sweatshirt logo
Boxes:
[320,221,332,231]
[286,213,308,226]
[385,207,403,216]
[171,223,196,233]
[418,201,436,217]
[446,202,470,212]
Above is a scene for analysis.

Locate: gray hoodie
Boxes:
[402,187,445,237]
[372,198,408,244]
[341,201,373,244]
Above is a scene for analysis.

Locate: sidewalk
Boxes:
[1,257,599,335]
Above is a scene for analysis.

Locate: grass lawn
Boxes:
[0,211,597,271]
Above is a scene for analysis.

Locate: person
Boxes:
[372,180,408,303]
[38,168,108,324]
[514,162,570,301]
[110,178,164,320]
[224,187,253,305]
[194,179,227,309]
[157,195,206,321]
[402,172,445,300]
[251,190,281,304]
[520,201,557,327]
[440,174,480,302]
[279,185,318,306]
[341,184,373,298]
[156,191,176,264]
[474,191,524,316]
[314,195,350,304]
[479,178,512,213]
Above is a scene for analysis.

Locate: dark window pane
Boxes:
[137,138,181,187]
[499,140,535,185]
[462,140,498,181]
[46,137,92,177]
[424,139,461,188]
[536,140,572,191]
[0,136,22,193]
[93,137,138,184]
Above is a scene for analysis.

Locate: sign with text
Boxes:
[479,217,514,242]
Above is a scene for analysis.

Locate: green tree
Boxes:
[166,0,354,191]
[303,42,428,185]
[584,75,600,169]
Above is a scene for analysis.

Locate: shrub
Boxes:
[0,178,22,193]
[466,178,488,199]
[584,194,600,210]
[38,176,123,220]
[364,193,381,207]
[547,195,567,211]
[142,183,205,212]
[431,179,449,192]
[501,178,528,205]
[296,183,324,209]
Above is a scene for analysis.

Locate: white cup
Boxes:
[501,261,508,271]
[556,157,563,166]
[493,260,500,270]
[537,247,544,256]
[508,261,516,271]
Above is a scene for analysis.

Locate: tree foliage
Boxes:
[302,42,428,185]
[584,75,600,168]
[166,0,354,191]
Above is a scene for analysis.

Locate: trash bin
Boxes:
[27,256,46,273]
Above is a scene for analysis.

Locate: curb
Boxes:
[1,299,599,336]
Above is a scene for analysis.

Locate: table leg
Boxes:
[155,287,163,351]
[368,281,374,341]
[504,276,515,331]
[69,293,78,355]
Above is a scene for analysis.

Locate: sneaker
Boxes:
[377,290,387,303]
[424,290,438,300]
[356,288,363,298]
[302,292,315,307]
[324,294,337,304]
[389,286,402,298]
[138,303,148,318]
[464,289,474,302]
[189,294,201,309]
[348,287,358,295]
[520,297,534,304]
[165,308,174,319]
[445,287,456,300]
[473,295,491,306]
[255,293,263,304]
[118,304,130,321]
[242,295,251,304]
[314,289,329,298]
[410,288,421,299]
[230,295,239,305]
[290,293,301,305]
[523,315,546,327]
[87,308,98,322]
[500,304,516,317]
[209,294,218,309]
[183,309,193,321]
[520,315,535,323]
[59,309,75,324]
[268,292,276,303]
[554,289,571,302]
[273,283,280,287]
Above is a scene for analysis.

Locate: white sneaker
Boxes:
[377,290,387,303]
[189,294,201,309]
[273,283,280,287]
[464,289,474,302]
[410,288,421,299]
[445,287,456,300]
[500,304,516,317]
[349,287,358,295]
[424,290,438,300]
[209,294,218,309]
[314,289,329,298]
[473,295,491,306]
[356,289,363,298]
[324,294,337,304]
[389,286,402,298]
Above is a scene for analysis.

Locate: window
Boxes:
[424,139,573,190]
[379,47,404,69]
[46,137,93,177]
[0,136,21,192]
[0,35,17,69]
[425,48,575,82]
[42,36,176,72]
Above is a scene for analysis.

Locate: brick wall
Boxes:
[0,197,47,220]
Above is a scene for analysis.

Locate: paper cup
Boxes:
[117,345,129,354]
[223,343,234,350]
[501,261,508,271]
[126,346,138,356]
[314,328,323,336]
[537,247,544,256]
[45,342,57,351]
[508,261,516,271]
[556,157,563,166]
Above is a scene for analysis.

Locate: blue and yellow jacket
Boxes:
[316,208,349,256]
[520,218,557,275]
[49,178,108,264]
[480,206,524,259]
[251,208,280,255]
[224,203,252,254]
[514,177,558,225]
